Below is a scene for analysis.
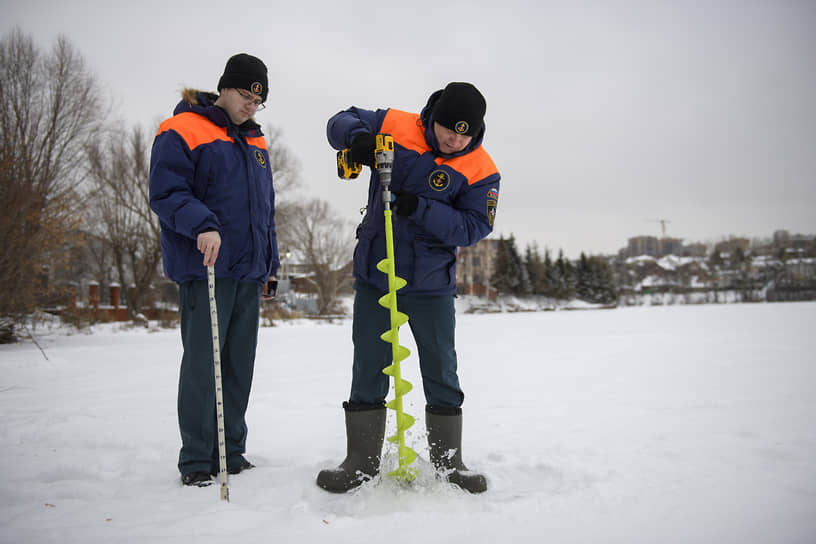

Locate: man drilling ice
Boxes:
[317,82,501,494]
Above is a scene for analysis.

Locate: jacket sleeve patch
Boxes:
[486,199,498,226]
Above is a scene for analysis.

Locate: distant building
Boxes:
[714,237,750,256]
[621,236,685,259]
[659,237,684,257]
[625,236,660,258]
[456,238,498,299]
[682,243,708,258]
[773,230,790,244]
[771,230,815,254]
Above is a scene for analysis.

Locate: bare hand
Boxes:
[261,276,278,300]
[197,231,221,267]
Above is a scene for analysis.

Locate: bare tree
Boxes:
[260,126,357,315]
[265,124,302,199]
[85,125,161,316]
[264,123,304,261]
[0,28,102,340]
[288,199,355,315]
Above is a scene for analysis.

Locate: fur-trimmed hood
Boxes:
[180,87,216,107]
[173,88,260,131]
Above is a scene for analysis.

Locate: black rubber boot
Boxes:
[426,407,487,493]
[316,402,386,493]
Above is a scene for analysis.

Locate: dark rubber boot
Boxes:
[426,407,487,493]
[316,402,386,493]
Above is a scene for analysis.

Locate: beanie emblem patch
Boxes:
[250,82,264,96]
[455,121,469,134]
[429,169,450,191]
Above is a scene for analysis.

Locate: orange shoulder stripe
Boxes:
[381,109,430,155]
[156,112,233,150]
[246,136,267,149]
[436,147,499,185]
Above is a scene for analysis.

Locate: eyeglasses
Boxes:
[235,88,266,110]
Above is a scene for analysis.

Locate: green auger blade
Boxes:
[399,445,418,466]
[382,350,411,375]
[377,292,395,308]
[380,331,411,356]
[394,344,411,363]
[376,258,393,275]
[394,377,413,397]
[396,411,415,432]
[377,301,409,327]
[387,446,419,481]
[387,466,414,480]
[385,398,415,414]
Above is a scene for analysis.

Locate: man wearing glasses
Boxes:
[150,53,279,487]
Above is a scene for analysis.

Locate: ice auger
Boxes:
[372,134,418,482]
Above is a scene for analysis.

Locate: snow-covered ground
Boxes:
[1,302,815,543]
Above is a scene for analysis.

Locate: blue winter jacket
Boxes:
[149,90,279,285]
[327,90,500,296]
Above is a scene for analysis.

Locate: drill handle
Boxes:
[335,133,394,181]
[336,149,362,179]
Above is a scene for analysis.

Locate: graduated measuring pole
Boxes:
[207,265,229,501]
[374,134,418,482]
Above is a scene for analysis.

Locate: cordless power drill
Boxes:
[336,134,394,183]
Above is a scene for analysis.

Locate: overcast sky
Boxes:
[4,0,815,257]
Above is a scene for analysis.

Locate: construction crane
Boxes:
[649,219,671,236]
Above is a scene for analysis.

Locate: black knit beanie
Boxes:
[217,53,268,102]
[432,82,486,136]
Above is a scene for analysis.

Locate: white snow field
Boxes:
[1,301,814,543]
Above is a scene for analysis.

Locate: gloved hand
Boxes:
[350,132,376,167]
[391,192,419,216]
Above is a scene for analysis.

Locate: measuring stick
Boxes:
[207,265,229,501]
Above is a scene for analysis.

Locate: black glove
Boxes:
[350,132,376,167]
[391,192,419,216]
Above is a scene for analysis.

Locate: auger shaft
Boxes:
[374,134,418,481]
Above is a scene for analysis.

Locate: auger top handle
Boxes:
[374,134,395,206]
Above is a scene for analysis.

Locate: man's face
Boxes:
[215,88,263,125]
[433,122,473,154]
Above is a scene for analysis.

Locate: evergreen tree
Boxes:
[524,242,545,295]
[542,248,556,298]
[576,252,592,301]
[584,255,618,305]
[553,249,576,300]
[490,235,513,295]
[491,234,528,296]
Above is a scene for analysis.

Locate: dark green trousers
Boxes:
[350,280,464,408]
[177,278,260,475]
